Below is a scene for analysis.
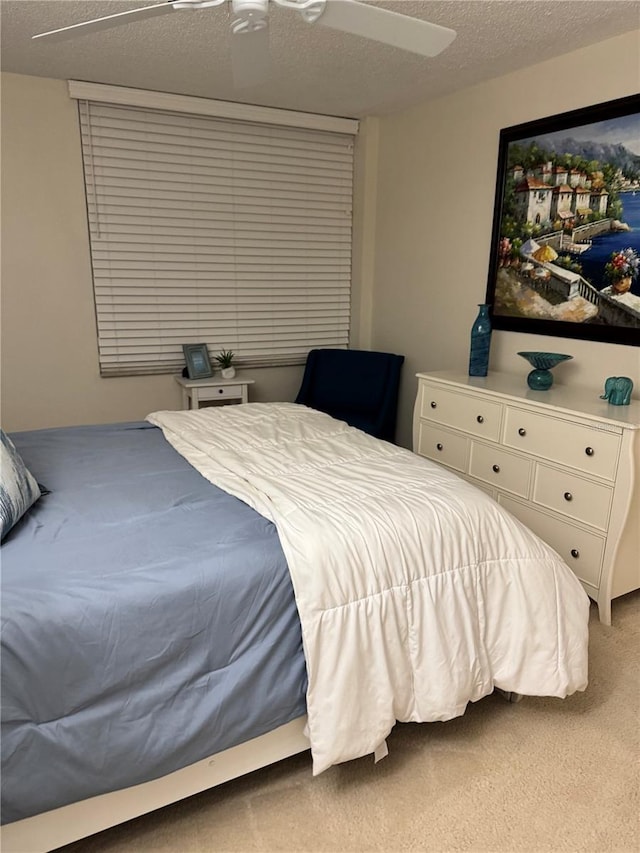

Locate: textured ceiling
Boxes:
[1,1,639,118]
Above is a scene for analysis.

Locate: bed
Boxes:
[1,404,590,852]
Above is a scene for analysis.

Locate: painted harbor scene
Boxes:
[493,109,640,329]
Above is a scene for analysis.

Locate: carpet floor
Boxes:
[60,591,639,853]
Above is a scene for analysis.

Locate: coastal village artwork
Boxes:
[486,94,640,346]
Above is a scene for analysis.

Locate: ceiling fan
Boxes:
[32,0,456,88]
[32,0,456,54]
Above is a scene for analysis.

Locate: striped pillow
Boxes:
[1,430,41,540]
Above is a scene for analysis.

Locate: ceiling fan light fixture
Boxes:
[231,0,269,32]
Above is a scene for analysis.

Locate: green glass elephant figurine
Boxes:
[600,376,634,406]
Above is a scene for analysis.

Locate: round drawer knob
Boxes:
[492,464,500,473]
[585,447,594,457]
[476,415,484,424]
[570,549,580,559]
[218,388,224,394]
[436,443,443,451]
[430,401,437,409]
[564,491,573,502]
[518,428,527,437]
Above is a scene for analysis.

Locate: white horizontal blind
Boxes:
[78,100,354,376]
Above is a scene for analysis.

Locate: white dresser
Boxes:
[413,370,640,624]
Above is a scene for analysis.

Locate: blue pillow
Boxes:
[1,429,41,540]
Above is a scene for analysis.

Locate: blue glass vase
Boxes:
[468,304,492,377]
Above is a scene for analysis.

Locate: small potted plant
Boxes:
[215,349,236,379]
[604,247,639,294]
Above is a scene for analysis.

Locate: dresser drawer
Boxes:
[198,384,242,401]
[503,407,621,480]
[420,383,502,441]
[499,496,605,588]
[469,442,531,497]
[533,465,613,530]
[416,422,468,472]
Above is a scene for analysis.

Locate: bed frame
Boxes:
[1,689,524,852]
[1,716,309,853]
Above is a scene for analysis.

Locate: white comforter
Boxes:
[147,403,589,773]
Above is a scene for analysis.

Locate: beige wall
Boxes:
[0,73,371,431]
[372,30,640,448]
[2,33,640,436]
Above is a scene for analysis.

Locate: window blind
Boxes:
[77,99,355,377]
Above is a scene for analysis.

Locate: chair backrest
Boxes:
[295,348,405,442]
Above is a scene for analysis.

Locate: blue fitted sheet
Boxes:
[1,422,307,824]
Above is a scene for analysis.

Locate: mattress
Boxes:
[1,422,307,824]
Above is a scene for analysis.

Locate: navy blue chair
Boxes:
[295,348,405,443]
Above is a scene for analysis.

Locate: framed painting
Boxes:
[485,93,640,347]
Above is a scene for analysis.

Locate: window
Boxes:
[73,84,357,377]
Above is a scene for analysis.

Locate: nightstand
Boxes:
[175,375,255,410]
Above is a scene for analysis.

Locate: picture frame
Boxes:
[485,93,640,347]
[182,343,213,379]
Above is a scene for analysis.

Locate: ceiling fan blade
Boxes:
[316,0,456,58]
[231,28,271,89]
[32,1,178,42]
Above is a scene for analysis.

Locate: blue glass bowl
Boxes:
[518,352,573,390]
